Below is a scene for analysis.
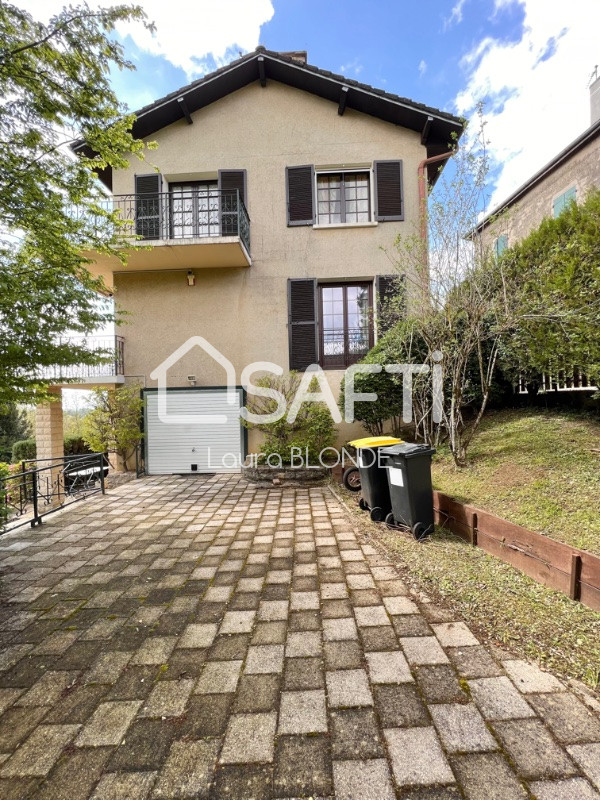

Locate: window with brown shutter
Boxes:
[288,278,319,370]
[374,160,404,221]
[218,169,247,237]
[135,173,162,239]
[286,165,315,226]
[377,274,405,336]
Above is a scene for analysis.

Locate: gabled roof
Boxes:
[75,47,464,190]
[475,117,600,233]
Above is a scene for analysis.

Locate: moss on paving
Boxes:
[431,408,600,555]
[337,441,600,692]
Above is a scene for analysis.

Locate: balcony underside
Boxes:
[51,375,126,390]
[83,237,251,289]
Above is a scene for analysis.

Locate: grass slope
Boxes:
[432,409,600,554]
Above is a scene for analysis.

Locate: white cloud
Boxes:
[418,59,427,77]
[445,0,468,29]
[339,58,364,77]
[19,0,274,79]
[455,0,599,213]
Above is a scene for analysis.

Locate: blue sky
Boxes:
[24,0,598,210]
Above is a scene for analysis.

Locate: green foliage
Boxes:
[63,436,91,456]
[81,386,143,469]
[0,3,155,404]
[244,373,336,464]
[0,460,10,527]
[499,189,600,384]
[11,438,36,462]
[0,403,31,461]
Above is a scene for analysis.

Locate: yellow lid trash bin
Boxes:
[348,436,403,449]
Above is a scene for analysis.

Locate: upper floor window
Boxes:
[169,181,219,238]
[553,186,576,218]
[494,233,508,257]
[316,171,371,225]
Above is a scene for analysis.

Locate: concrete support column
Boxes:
[35,387,64,507]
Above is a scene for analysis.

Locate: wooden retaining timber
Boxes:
[433,491,600,613]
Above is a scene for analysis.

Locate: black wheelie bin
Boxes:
[348,436,402,522]
[380,443,436,539]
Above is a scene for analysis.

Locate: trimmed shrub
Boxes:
[11,438,36,462]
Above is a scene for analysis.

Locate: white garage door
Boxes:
[145,389,245,474]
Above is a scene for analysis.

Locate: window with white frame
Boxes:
[316,170,371,225]
[553,186,576,218]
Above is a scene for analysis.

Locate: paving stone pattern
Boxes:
[0,474,598,799]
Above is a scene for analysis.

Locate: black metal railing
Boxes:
[0,453,108,533]
[134,442,145,478]
[38,335,124,381]
[72,189,251,254]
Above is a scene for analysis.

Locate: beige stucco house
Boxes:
[38,48,463,474]
[475,75,600,255]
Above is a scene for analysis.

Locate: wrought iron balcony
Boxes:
[39,335,125,384]
[75,189,251,283]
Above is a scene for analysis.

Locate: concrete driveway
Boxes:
[0,475,599,799]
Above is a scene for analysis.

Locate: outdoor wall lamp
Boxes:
[187,270,196,286]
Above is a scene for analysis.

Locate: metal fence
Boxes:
[0,453,108,533]
[517,369,598,394]
[37,335,125,381]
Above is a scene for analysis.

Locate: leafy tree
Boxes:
[81,385,143,470]
[499,189,600,389]
[0,403,31,461]
[0,3,154,405]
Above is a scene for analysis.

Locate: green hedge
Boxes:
[11,437,92,463]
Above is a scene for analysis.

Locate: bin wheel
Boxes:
[385,512,395,529]
[411,522,432,540]
[370,506,384,523]
[358,497,369,511]
[342,466,361,492]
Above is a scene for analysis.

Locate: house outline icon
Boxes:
[149,336,238,425]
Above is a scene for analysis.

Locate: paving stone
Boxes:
[288,610,321,631]
[332,759,395,800]
[529,777,600,800]
[245,644,284,674]
[84,652,132,684]
[90,770,157,800]
[430,703,498,753]
[211,764,273,800]
[385,726,455,787]
[366,650,412,684]
[153,739,220,798]
[415,665,469,704]
[219,610,256,634]
[257,601,288,622]
[195,659,242,694]
[383,596,418,615]
[503,659,565,693]
[16,670,78,705]
[346,573,376,590]
[220,712,277,763]
[360,625,399,652]
[432,621,479,648]
[0,777,40,800]
[274,735,333,797]
[446,645,503,678]
[251,621,287,645]
[278,689,328,733]
[567,743,600,791]
[283,657,324,690]
[0,724,79,777]
[330,707,384,759]
[0,706,49,751]
[322,617,358,641]
[234,675,280,713]
[75,700,141,746]
[46,683,110,723]
[529,692,600,743]
[393,615,433,637]
[206,633,250,661]
[106,666,157,701]
[131,637,177,665]
[34,746,112,800]
[468,677,536,720]
[285,631,321,658]
[399,786,462,799]
[321,583,348,599]
[326,669,373,707]
[108,718,177,770]
[450,753,528,799]
[323,641,363,671]
[354,605,391,627]
[140,678,194,717]
[492,718,577,779]
[290,591,320,611]
[374,683,430,727]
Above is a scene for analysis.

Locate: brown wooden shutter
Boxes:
[286,165,315,226]
[374,160,403,221]
[377,274,405,336]
[218,169,247,236]
[135,173,162,239]
[218,169,247,206]
[288,278,318,370]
